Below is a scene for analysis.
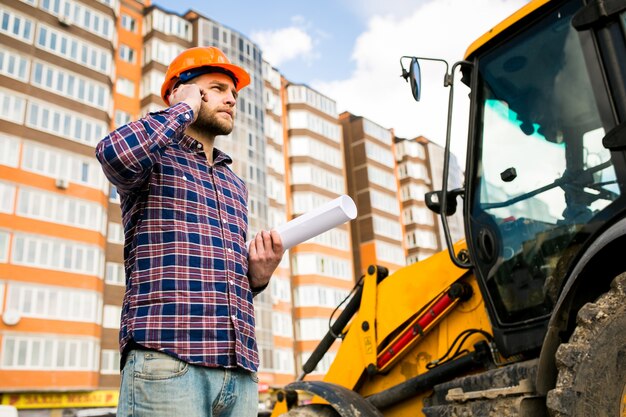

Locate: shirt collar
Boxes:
[177,134,233,165]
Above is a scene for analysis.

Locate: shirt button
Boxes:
[221,218,227,223]
[231,315,237,321]
[196,143,202,149]
[229,280,234,285]
[227,248,233,253]
[184,113,190,120]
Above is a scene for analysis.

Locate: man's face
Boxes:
[188,72,238,136]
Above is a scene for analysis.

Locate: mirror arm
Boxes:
[440,60,473,269]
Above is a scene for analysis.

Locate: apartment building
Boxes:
[261,61,295,391]
[0,0,118,409]
[281,82,353,379]
[99,0,148,391]
[394,136,465,263]
[340,112,405,276]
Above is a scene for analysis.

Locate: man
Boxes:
[96,47,283,417]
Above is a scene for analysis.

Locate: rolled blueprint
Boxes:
[277,195,357,249]
[251,195,357,250]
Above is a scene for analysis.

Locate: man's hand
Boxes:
[248,230,284,291]
[168,84,206,122]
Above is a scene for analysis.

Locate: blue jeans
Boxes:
[117,349,259,417]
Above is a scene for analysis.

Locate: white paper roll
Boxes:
[250,195,357,250]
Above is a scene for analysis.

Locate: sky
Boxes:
[154,0,529,163]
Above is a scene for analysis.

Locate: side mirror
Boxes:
[425,188,464,216]
[401,57,422,102]
[409,58,421,101]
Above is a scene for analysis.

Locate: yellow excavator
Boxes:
[271,0,626,416]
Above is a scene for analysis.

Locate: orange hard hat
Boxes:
[161,46,251,105]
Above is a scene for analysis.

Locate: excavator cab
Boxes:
[404,0,625,357]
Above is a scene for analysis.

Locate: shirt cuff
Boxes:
[250,282,269,297]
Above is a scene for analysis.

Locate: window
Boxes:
[0,8,34,43]
[105,262,125,286]
[291,253,351,280]
[401,183,431,202]
[0,48,29,82]
[365,141,394,167]
[147,9,191,41]
[31,61,109,109]
[36,24,111,74]
[272,311,293,338]
[109,185,120,203]
[21,141,107,190]
[398,161,430,182]
[0,89,26,124]
[11,232,104,276]
[119,44,135,63]
[6,282,101,323]
[40,0,113,40]
[288,111,340,142]
[370,189,400,216]
[363,119,392,144]
[367,166,396,190]
[289,136,342,168]
[103,304,121,329]
[16,187,104,231]
[0,230,9,263]
[307,229,349,250]
[107,223,124,244]
[0,182,15,214]
[300,351,336,375]
[121,14,136,32]
[266,147,285,174]
[291,164,344,194]
[270,276,291,303]
[26,100,107,146]
[294,286,350,308]
[1,334,99,370]
[375,241,405,265]
[372,215,402,240]
[287,85,337,117]
[273,348,295,374]
[395,140,426,160]
[143,39,185,66]
[114,110,132,127]
[0,133,20,167]
[403,206,435,226]
[296,318,330,341]
[140,70,163,99]
[291,192,331,215]
[406,230,438,250]
[100,349,120,374]
[116,77,135,97]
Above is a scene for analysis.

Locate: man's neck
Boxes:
[186,126,216,165]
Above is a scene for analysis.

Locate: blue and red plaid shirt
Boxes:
[96,102,259,372]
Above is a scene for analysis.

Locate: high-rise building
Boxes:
[0,0,117,405]
[280,81,354,379]
[395,136,465,264]
[261,61,295,390]
[340,112,406,276]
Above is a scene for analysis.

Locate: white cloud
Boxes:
[251,17,319,67]
[313,0,528,162]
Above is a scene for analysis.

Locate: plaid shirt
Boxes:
[95,102,259,372]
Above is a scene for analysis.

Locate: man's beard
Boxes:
[193,107,233,136]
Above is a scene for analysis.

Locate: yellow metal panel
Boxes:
[318,243,493,416]
[465,0,552,59]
